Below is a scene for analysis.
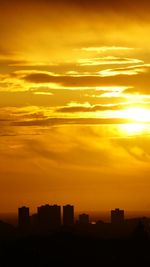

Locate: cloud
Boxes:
[17,69,135,87]
[80,47,135,53]
[0,59,26,66]
[99,65,148,77]
[56,103,124,113]
[11,117,134,127]
[19,68,150,94]
[23,138,63,162]
[6,125,115,169]
[21,72,59,83]
[78,56,143,66]
[2,67,150,104]
[5,1,150,17]
[0,87,129,109]
[112,136,150,162]
[124,87,150,95]
[0,46,16,58]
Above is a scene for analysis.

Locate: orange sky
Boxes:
[1,0,150,215]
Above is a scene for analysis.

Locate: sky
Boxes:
[1,0,150,216]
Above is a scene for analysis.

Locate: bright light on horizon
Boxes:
[120,107,150,122]
[120,123,147,135]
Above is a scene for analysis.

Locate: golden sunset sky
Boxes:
[1,0,150,215]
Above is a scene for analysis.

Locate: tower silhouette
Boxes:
[111,208,124,225]
[18,206,30,231]
[63,205,74,226]
[37,204,61,231]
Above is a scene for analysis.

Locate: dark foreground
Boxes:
[1,232,150,267]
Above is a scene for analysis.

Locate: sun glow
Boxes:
[118,107,150,135]
[121,107,150,122]
[120,123,147,135]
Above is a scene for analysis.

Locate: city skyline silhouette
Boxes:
[1,0,150,266]
[0,203,150,266]
[1,0,150,215]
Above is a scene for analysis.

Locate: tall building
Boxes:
[50,205,61,227]
[63,205,74,226]
[37,204,61,231]
[111,208,124,225]
[78,214,89,225]
[18,206,30,230]
[31,213,38,231]
[38,205,50,230]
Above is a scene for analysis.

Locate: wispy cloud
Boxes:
[81,47,135,53]
[77,56,143,66]
[124,87,150,96]
[11,117,133,127]
[98,65,149,77]
[56,102,124,113]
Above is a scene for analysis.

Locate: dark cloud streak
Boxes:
[56,104,124,113]
[11,117,135,127]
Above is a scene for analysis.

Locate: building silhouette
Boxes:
[31,213,38,231]
[38,205,50,231]
[63,205,74,226]
[78,214,89,225]
[37,204,61,231]
[50,205,61,227]
[18,206,30,231]
[111,208,124,225]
